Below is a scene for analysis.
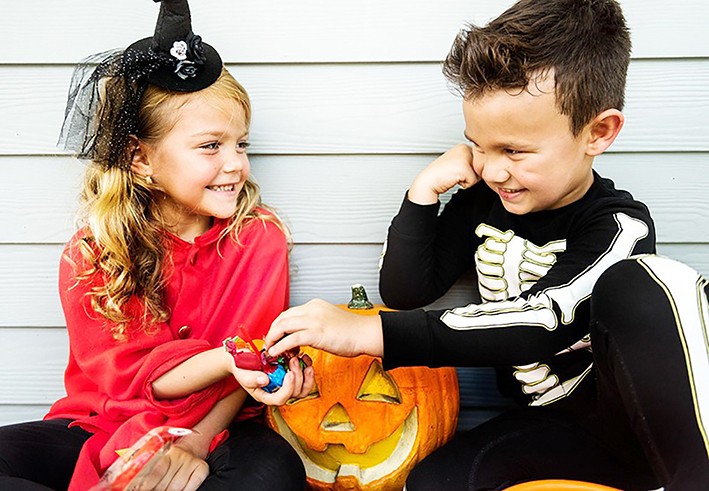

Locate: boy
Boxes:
[267,0,709,488]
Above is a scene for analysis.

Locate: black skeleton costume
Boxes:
[380,172,654,401]
[379,173,709,489]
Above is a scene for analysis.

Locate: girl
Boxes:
[0,1,312,490]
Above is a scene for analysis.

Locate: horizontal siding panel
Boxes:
[0,399,501,435]
[0,398,504,435]
[1,60,707,156]
[0,244,385,327]
[0,328,68,404]
[457,367,512,408]
[0,328,506,431]
[2,243,709,328]
[0,409,510,435]
[0,406,53,427]
[457,409,505,432]
[0,335,504,409]
[2,153,708,245]
[0,157,83,243]
[2,0,707,64]
[0,245,65,327]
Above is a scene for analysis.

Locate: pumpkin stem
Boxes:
[348,284,373,310]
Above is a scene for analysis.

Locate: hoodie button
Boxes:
[177,325,192,339]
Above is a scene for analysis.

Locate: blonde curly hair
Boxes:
[74,67,287,340]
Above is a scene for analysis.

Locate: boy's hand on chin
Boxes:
[408,144,479,205]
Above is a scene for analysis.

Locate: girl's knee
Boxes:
[237,449,305,491]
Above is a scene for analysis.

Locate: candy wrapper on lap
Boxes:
[224,336,303,392]
[90,426,192,491]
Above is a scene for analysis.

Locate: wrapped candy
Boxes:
[90,426,192,490]
[223,335,303,392]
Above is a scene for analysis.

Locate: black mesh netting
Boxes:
[57,47,175,169]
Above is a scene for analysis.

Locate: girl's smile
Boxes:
[207,183,239,192]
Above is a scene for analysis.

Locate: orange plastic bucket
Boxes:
[504,479,622,490]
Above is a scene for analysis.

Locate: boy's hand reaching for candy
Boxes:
[264,299,384,359]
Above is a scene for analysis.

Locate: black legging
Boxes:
[0,418,305,490]
[406,256,709,491]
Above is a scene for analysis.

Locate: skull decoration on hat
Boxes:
[57,0,224,170]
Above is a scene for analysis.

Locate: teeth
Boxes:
[210,184,235,192]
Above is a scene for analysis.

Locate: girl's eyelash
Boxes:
[200,141,250,151]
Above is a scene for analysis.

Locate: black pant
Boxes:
[0,418,305,490]
[406,256,709,491]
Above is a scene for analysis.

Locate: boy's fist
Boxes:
[408,144,479,205]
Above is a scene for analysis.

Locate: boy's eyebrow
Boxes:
[464,131,532,150]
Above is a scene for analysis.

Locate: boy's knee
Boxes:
[593,258,641,299]
[591,255,702,340]
[592,258,645,316]
[590,257,662,342]
[593,255,700,311]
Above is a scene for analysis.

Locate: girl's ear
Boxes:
[586,109,625,156]
[128,135,152,178]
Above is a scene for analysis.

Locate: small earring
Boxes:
[145,175,153,185]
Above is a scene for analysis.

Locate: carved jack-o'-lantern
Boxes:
[266,285,459,491]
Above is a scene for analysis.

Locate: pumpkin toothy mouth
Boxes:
[269,407,419,486]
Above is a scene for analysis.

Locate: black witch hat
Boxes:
[58,0,224,169]
[127,0,222,91]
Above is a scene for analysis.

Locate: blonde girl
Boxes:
[0,1,312,490]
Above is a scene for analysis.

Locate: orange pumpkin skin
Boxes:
[266,287,459,491]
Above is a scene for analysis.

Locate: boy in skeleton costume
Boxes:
[266,0,709,489]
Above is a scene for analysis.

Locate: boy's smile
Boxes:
[463,75,596,215]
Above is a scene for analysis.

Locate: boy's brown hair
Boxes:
[443,0,631,136]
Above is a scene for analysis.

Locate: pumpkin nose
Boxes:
[321,403,355,432]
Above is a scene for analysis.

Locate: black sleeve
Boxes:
[381,201,656,370]
[378,188,483,309]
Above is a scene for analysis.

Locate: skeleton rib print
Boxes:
[440,212,650,405]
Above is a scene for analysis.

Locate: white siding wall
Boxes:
[1,0,707,428]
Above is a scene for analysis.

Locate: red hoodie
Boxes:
[45,214,289,489]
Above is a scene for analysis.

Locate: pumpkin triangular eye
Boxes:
[356,360,401,404]
[286,379,320,405]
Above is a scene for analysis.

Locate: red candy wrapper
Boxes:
[90,426,192,490]
[223,335,302,392]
